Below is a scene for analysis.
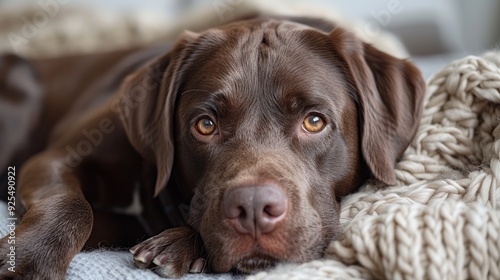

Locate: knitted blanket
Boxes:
[249,51,500,280]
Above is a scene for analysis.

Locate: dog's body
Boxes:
[0,17,425,279]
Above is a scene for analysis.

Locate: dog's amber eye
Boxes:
[303,114,326,133]
[195,118,217,135]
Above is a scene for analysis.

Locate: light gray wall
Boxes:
[326,0,500,54]
[457,0,500,52]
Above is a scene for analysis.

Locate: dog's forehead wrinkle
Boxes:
[225,23,309,73]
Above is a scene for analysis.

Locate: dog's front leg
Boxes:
[0,150,93,280]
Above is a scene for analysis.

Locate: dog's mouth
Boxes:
[234,253,280,273]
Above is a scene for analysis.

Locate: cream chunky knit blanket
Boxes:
[250,51,500,280]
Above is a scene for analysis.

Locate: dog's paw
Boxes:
[130,227,206,278]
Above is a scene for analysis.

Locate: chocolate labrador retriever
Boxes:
[0,16,424,279]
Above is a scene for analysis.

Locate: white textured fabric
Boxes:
[248,52,500,280]
[66,251,241,280]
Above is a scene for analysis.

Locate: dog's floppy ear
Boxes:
[329,28,425,185]
[118,32,199,196]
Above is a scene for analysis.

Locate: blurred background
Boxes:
[1,0,499,78]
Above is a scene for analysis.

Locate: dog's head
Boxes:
[119,18,425,272]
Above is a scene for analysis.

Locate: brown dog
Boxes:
[0,16,425,279]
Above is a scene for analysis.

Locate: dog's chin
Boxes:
[208,251,281,273]
[210,246,320,274]
[234,253,280,273]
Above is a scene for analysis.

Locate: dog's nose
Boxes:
[223,185,288,237]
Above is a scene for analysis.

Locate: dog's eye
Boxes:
[303,114,326,133]
[195,117,217,135]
